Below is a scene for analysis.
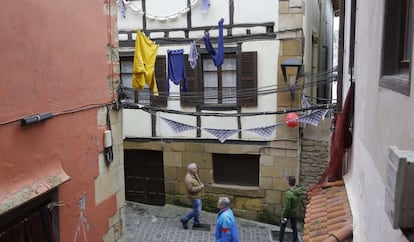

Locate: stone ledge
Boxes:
[205,184,265,198]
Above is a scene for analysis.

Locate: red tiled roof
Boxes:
[303,180,353,242]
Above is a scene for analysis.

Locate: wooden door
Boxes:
[124,150,165,206]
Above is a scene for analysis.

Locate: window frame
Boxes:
[201,53,237,105]
[119,54,167,107]
[380,0,413,96]
[212,153,259,187]
[181,50,258,108]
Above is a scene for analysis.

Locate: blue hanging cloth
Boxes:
[167,49,188,95]
[188,41,198,69]
[204,18,225,68]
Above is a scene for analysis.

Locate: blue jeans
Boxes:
[182,199,202,225]
[279,217,298,242]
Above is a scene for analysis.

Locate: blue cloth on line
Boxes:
[204,18,225,68]
[188,41,198,69]
[167,49,188,95]
[201,0,210,14]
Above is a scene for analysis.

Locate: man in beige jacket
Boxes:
[180,163,205,229]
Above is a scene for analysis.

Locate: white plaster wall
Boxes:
[192,0,229,27]
[119,0,277,31]
[341,0,353,99]
[344,0,414,240]
[322,0,334,70]
[233,0,277,24]
[123,109,152,137]
[303,0,321,80]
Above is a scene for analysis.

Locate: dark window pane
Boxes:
[213,154,259,186]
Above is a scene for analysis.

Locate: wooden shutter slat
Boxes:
[238,52,258,107]
[151,56,167,107]
[181,54,201,107]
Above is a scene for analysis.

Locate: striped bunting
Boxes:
[246,124,280,139]
[160,116,197,133]
[203,128,238,143]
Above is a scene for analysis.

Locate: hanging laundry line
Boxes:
[117,0,200,21]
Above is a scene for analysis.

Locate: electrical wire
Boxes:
[119,68,338,102]
[0,102,113,126]
[122,100,334,117]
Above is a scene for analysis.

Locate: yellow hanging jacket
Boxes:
[133,31,159,96]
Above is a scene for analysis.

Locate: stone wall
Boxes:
[299,118,332,196]
[124,139,300,222]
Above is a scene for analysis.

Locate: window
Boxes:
[212,154,259,186]
[380,0,413,96]
[120,55,167,106]
[181,51,258,107]
[203,54,237,104]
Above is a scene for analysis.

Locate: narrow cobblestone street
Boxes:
[125,201,299,242]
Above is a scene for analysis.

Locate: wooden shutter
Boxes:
[151,56,167,107]
[237,52,258,107]
[181,54,201,107]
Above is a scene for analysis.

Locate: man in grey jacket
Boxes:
[180,163,205,229]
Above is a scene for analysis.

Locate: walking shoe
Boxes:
[193,223,202,228]
[180,219,188,229]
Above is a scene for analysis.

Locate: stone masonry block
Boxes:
[282,40,303,56]
[279,1,289,14]
[265,190,282,204]
[116,189,125,210]
[95,165,125,204]
[198,169,213,184]
[164,167,177,181]
[273,177,290,191]
[123,141,164,150]
[275,156,298,168]
[233,209,258,221]
[276,126,300,140]
[279,13,303,31]
[234,197,262,211]
[260,155,274,166]
[260,166,284,178]
[164,151,182,167]
[108,209,120,228]
[170,142,185,151]
[185,143,206,152]
[182,152,211,168]
[176,168,187,182]
[262,148,286,157]
[286,140,299,149]
[286,149,298,157]
[259,177,273,189]
[103,226,115,242]
[165,181,178,194]
[289,0,303,9]
[205,143,260,154]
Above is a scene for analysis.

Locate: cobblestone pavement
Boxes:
[126,201,301,242]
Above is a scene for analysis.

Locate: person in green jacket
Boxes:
[279,176,303,242]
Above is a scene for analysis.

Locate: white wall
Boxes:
[118,0,278,31]
[303,0,321,99]
[344,0,414,241]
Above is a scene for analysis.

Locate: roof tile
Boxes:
[303,181,353,242]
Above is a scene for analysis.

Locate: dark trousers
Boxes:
[279,217,298,242]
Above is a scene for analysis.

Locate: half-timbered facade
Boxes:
[118,0,336,222]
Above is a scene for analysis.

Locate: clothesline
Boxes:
[160,106,329,143]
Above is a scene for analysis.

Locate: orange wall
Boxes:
[0,1,118,241]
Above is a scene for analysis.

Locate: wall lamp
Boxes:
[21,112,53,126]
[280,59,303,100]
